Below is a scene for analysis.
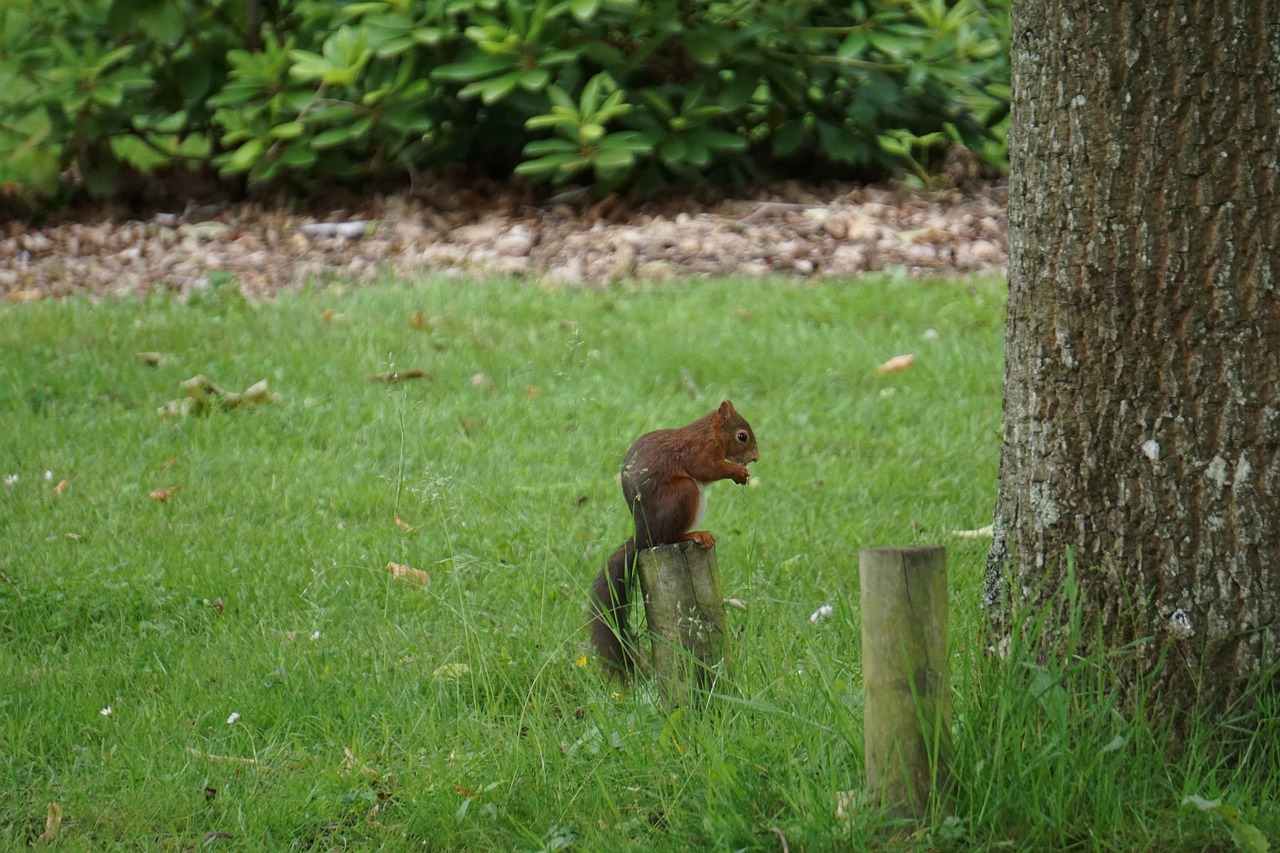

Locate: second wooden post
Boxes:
[860,545,951,817]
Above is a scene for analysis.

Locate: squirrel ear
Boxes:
[718,400,735,417]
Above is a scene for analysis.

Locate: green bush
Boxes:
[0,0,1009,203]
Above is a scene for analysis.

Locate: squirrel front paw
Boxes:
[731,464,751,485]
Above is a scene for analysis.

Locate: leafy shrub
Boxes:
[0,0,1009,204]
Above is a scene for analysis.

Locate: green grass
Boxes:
[0,275,1274,851]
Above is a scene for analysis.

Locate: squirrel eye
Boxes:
[737,431,748,443]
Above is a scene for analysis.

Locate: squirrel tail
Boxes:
[589,538,638,679]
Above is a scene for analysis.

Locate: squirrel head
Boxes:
[715,400,759,464]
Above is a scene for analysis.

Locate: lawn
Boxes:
[1,275,1270,850]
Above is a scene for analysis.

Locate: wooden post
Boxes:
[860,546,950,817]
[637,540,730,696]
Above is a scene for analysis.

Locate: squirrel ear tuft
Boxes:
[718,400,735,417]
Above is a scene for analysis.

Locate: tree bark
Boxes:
[988,0,1280,719]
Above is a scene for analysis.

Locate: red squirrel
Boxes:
[589,400,759,678]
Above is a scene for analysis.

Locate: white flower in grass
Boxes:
[100,706,113,717]
[227,712,241,725]
[810,604,834,624]
[44,470,53,481]
[310,630,321,641]
[3,474,16,487]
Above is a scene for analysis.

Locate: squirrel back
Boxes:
[589,400,758,678]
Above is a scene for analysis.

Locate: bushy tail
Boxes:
[589,538,639,679]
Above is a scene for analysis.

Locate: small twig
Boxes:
[735,201,829,223]
[756,826,790,852]
[678,366,701,398]
[364,369,432,383]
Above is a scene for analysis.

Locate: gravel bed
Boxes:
[1,180,1007,301]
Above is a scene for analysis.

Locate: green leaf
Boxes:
[382,104,433,134]
[526,112,578,131]
[838,32,870,59]
[597,130,653,153]
[684,29,721,65]
[110,135,169,170]
[570,0,599,21]
[772,119,804,157]
[657,136,687,163]
[517,67,551,92]
[269,121,307,140]
[460,70,521,103]
[222,138,265,174]
[309,117,374,149]
[288,50,334,83]
[690,128,746,152]
[720,71,757,111]
[817,119,865,163]
[412,27,446,46]
[514,152,584,179]
[523,138,579,156]
[431,53,513,82]
[278,142,318,169]
[107,0,185,42]
[590,146,635,171]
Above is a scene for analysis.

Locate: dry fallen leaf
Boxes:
[161,375,277,416]
[434,663,471,680]
[321,309,337,323]
[364,369,432,383]
[386,561,429,585]
[37,802,62,843]
[394,515,413,532]
[526,385,539,400]
[236,379,274,406]
[875,353,916,375]
[136,351,168,367]
[149,485,183,502]
[52,478,68,497]
[410,310,427,330]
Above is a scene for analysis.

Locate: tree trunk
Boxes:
[988,0,1280,719]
